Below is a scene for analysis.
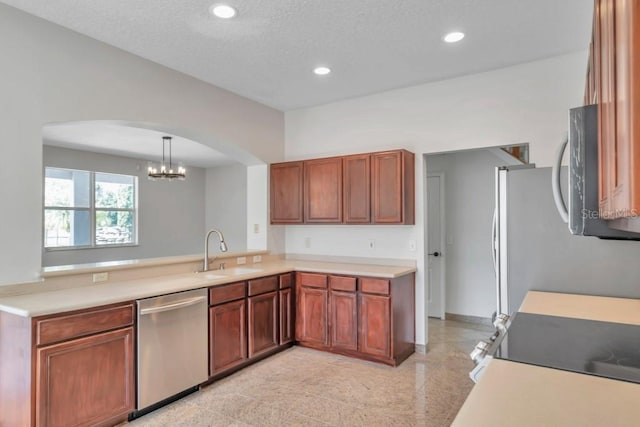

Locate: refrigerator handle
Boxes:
[552,136,569,224]
[491,207,497,273]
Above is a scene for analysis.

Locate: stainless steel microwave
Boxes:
[553,104,640,240]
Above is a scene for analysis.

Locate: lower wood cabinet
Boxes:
[358,293,391,358]
[36,327,135,427]
[209,299,247,375]
[248,291,278,358]
[329,290,358,352]
[296,282,329,348]
[296,272,415,366]
[279,273,294,345]
[0,302,135,427]
[209,274,294,378]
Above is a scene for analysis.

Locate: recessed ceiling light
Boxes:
[210,4,237,19]
[443,31,465,43]
[313,66,331,76]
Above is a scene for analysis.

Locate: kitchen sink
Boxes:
[224,267,263,275]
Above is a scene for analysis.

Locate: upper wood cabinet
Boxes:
[304,157,343,223]
[371,150,415,224]
[270,149,414,225]
[592,0,640,219]
[343,154,371,223]
[270,161,304,224]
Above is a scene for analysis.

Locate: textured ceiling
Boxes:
[44,122,235,168]
[3,0,593,110]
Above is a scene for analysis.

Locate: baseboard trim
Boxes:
[415,344,427,354]
[445,312,492,326]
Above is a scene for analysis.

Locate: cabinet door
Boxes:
[329,290,358,352]
[248,291,278,358]
[270,161,304,224]
[343,154,371,223]
[371,150,414,224]
[36,327,134,427]
[611,0,640,217]
[304,157,343,223]
[210,300,247,375]
[358,294,391,358]
[279,287,294,345]
[598,0,617,217]
[296,286,328,347]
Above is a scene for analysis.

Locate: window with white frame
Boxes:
[44,167,138,249]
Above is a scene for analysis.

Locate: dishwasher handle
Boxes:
[139,296,207,315]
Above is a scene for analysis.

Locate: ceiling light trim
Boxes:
[443,31,465,43]
[210,4,237,19]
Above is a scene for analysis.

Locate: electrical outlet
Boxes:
[409,240,416,251]
[253,255,262,263]
[305,237,311,248]
[237,257,246,265]
[253,223,260,234]
[368,239,376,250]
[92,272,109,283]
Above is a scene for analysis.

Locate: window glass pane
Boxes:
[44,209,91,247]
[96,210,134,245]
[44,168,90,208]
[95,173,135,209]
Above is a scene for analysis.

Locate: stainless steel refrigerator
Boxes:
[493,165,640,315]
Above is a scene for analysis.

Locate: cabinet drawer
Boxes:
[248,276,278,296]
[210,282,246,305]
[35,303,134,346]
[329,276,356,292]
[279,273,293,289]
[298,272,328,289]
[360,278,390,295]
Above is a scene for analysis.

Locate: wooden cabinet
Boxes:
[295,273,329,348]
[371,150,415,224]
[304,157,343,223]
[279,273,294,345]
[270,149,414,225]
[0,302,136,427]
[329,290,358,352]
[36,327,135,427]
[358,293,391,358]
[593,0,640,219]
[210,297,247,375]
[296,272,415,366]
[270,161,304,223]
[248,291,279,358]
[343,154,371,223]
[328,275,357,352]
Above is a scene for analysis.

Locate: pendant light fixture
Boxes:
[147,136,186,180]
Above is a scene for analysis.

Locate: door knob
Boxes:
[428,251,441,257]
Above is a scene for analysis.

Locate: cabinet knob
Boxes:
[428,251,441,257]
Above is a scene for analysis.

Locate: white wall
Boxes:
[426,150,512,319]
[0,4,284,285]
[247,165,270,251]
[43,146,206,266]
[205,164,248,253]
[285,51,587,345]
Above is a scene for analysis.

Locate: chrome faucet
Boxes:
[204,229,228,272]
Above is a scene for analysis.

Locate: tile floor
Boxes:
[127,319,492,427]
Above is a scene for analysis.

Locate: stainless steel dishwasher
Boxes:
[136,288,208,412]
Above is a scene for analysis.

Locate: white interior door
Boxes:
[427,174,445,319]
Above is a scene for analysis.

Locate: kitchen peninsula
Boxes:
[0,253,415,427]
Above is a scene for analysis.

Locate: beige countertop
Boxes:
[453,291,640,426]
[452,359,640,427]
[519,291,640,325]
[0,260,415,318]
